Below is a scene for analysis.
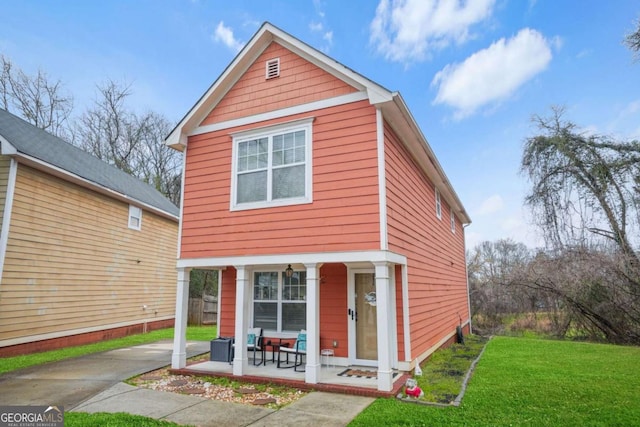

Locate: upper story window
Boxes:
[435,188,442,220]
[450,210,456,233]
[128,205,142,230]
[231,118,313,211]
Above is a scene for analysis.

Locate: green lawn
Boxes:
[65,412,187,427]
[0,325,216,375]
[351,337,640,426]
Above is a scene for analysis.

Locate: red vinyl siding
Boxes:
[384,122,468,359]
[318,263,348,358]
[218,267,237,338]
[202,42,357,125]
[181,100,380,258]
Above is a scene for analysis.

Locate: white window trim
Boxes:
[450,210,456,233]
[128,205,142,230]
[250,267,307,335]
[435,189,442,220]
[230,118,314,211]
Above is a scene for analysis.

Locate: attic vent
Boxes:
[265,58,280,79]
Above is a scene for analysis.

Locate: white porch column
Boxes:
[304,263,321,384]
[233,265,250,376]
[172,267,191,369]
[374,262,393,391]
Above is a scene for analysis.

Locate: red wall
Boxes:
[384,122,469,359]
[203,42,357,125]
[181,99,380,258]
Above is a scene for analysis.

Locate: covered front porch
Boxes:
[172,350,408,397]
[171,250,411,392]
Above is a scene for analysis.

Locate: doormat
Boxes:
[338,369,399,379]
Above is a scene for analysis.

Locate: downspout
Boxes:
[0,158,18,285]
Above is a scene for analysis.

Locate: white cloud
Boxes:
[369,0,495,63]
[477,194,504,215]
[323,31,333,44]
[432,28,552,118]
[213,21,243,52]
[309,21,323,32]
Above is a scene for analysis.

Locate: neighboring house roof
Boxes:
[0,108,179,220]
[165,22,470,225]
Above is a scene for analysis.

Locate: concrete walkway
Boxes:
[0,340,373,426]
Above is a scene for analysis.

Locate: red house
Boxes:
[168,23,471,392]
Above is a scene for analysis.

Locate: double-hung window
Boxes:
[253,270,307,332]
[231,118,313,210]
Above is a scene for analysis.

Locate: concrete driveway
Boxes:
[0,340,374,426]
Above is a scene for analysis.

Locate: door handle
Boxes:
[348,308,354,320]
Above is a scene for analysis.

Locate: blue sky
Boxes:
[2,0,640,249]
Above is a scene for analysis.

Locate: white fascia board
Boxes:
[383,94,471,225]
[177,250,407,269]
[166,22,394,150]
[14,153,179,222]
[165,25,275,150]
[0,158,17,285]
[267,24,392,104]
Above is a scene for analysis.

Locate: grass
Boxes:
[414,335,486,403]
[65,412,189,427]
[351,336,640,426]
[0,325,216,375]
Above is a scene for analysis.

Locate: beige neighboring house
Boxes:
[0,108,179,356]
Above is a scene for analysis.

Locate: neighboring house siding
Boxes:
[0,164,178,344]
[202,42,358,126]
[0,156,10,241]
[384,122,468,358]
[181,100,380,258]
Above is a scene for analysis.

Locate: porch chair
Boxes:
[234,327,264,366]
[277,330,306,372]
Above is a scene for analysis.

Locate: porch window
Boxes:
[231,118,313,211]
[253,270,307,332]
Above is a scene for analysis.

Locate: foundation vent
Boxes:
[265,58,280,79]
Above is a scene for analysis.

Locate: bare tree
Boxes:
[74,81,145,175]
[515,247,640,344]
[520,107,640,344]
[625,18,640,60]
[73,80,182,203]
[135,111,182,205]
[521,107,640,267]
[0,55,73,138]
[467,239,534,333]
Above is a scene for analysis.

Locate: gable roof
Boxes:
[0,108,179,220]
[166,22,470,225]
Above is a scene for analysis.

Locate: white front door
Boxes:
[348,269,378,367]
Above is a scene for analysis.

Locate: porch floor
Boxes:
[172,351,408,398]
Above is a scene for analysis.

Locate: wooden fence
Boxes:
[188,294,217,325]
